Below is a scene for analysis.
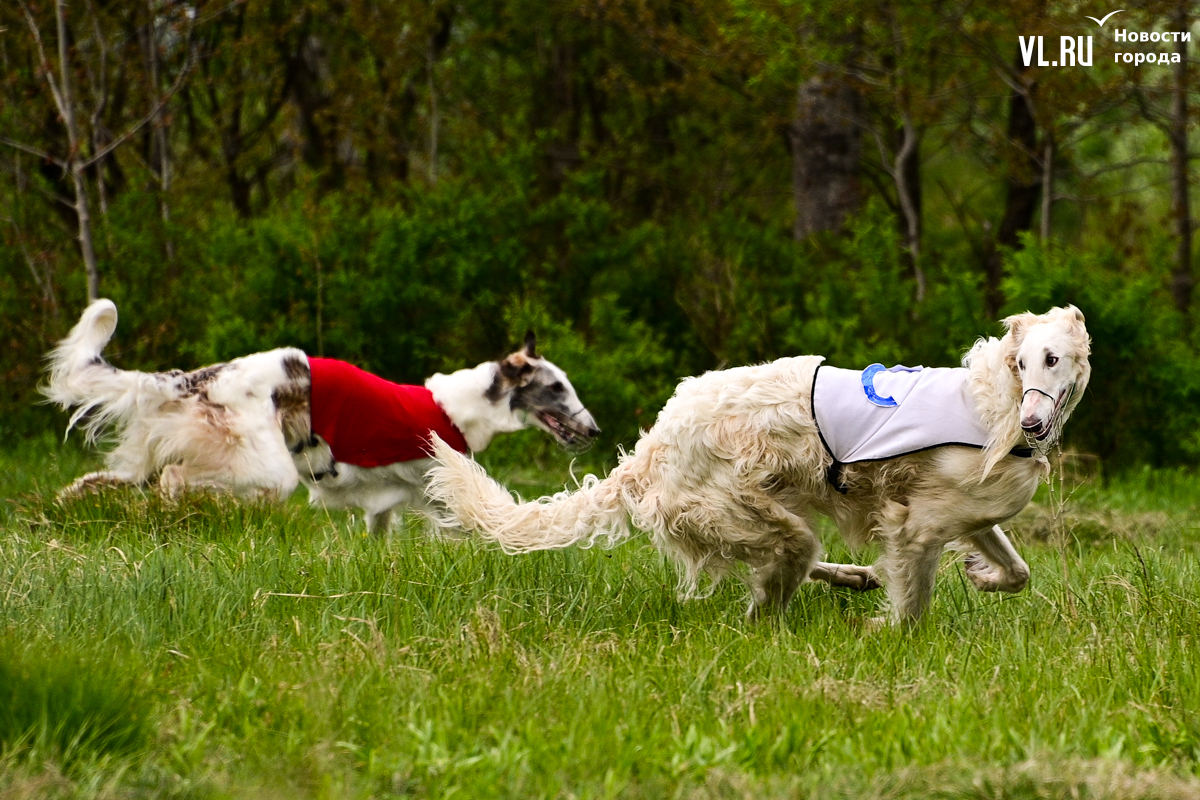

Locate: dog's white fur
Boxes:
[426,307,1091,623]
[45,299,597,533]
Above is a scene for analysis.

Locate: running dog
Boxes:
[45,299,599,532]
[425,307,1090,624]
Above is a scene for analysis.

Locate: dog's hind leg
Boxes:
[743,502,823,621]
[809,561,882,591]
[958,525,1030,594]
[747,548,817,621]
[365,508,392,536]
[156,465,242,499]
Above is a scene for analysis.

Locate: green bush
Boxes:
[10,172,1200,475]
[1003,233,1200,466]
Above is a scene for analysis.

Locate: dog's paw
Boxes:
[57,480,91,501]
[833,568,883,592]
[853,569,884,592]
[157,465,187,500]
[811,562,883,592]
[964,553,1002,592]
[964,553,1029,594]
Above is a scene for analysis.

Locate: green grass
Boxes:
[2,439,1200,798]
[0,642,152,769]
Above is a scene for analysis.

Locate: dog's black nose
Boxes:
[588,425,601,437]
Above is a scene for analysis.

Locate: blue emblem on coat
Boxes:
[861,363,899,408]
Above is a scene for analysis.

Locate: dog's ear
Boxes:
[1062,305,1088,337]
[523,330,538,359]
[1060,305,1092,355]
[498,353,535,382]
[489,353,536,401]
[1002,312,1037,345]
[1001,312,1037,375]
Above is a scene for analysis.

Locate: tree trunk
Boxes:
[70,165,101,301]
[1169,0,1192,314]
[54,0,100,300]
[894,115,924,301]
[1040,135,1054,240]
[427,41,438,185]
[790,72,863,239]
[425,9,454,186]
[144,4,175,264]
[228,166,252,218]
[982,55,1040,318]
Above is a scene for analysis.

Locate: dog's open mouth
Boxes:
[1022,389,1068,442]
[537,409,598,447]
[1023,417,1054,441]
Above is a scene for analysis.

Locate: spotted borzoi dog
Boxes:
[426,307,1090,624]
[45,299,599,533]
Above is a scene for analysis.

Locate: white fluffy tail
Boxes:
[43,299,137,441]
[424,435,637,553]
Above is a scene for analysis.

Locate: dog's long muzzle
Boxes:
[538,407,601,449]
[1021,384,1073,447]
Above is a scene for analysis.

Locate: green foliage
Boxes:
[17,183,1200,472]
[776,200,924,367]
[1004,234,1200,465]
[2,0,1198,475]
[164,174,686,455]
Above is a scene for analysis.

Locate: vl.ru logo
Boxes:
[1019,8,1116,67]
[1019,33,1094,67]
[1020,9,1189,68]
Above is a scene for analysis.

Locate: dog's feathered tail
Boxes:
[44,299,144,442]
[425,434,638,553]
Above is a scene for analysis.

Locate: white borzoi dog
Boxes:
[45,299,599,533]
[425,307,1090,624]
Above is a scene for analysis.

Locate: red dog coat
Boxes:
[308,357,469,467]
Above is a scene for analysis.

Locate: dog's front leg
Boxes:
[869,501,948,625]
[58,470,139,499]
[876,539,943,625]
[959,525,1030,593]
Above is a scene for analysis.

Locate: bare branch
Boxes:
[1055,178,1176,203]
[1079,158,1171,180]
[18,0,68,121]
[0,135,67,167]
[84,0,109,131]
[80,42,193,169]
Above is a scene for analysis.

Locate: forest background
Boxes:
[2,0,1197,471]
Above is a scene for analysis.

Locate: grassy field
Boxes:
[2,436,1200,799]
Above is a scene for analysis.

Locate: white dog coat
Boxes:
[812,363,991,465]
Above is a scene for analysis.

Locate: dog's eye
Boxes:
[1018,360,1025,372]
[551,382,565,392]
[1046,355,1058,368]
